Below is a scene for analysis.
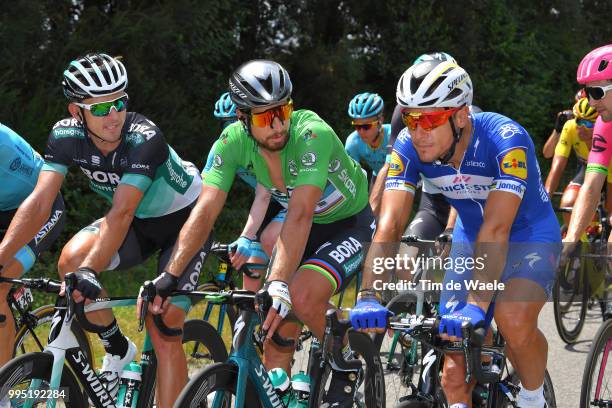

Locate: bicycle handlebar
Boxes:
[211,243,268,279]
[0,276,63,323]
[389,315,500,385]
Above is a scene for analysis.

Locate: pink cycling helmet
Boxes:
[577,44,612,84]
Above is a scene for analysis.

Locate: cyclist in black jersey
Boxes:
[0,53,209,407]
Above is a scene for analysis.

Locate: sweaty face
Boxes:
[77,91,127,142]
[587,79,612,122]
[246,102,291,151]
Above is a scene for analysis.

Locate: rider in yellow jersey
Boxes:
[544,98,610,228]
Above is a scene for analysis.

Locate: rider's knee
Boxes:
[441,356,470,392]
[496,313,538,349]
[260,228,276,256]
[291,288,322,322]
[58,246,86,277]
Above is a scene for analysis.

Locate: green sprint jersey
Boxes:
[205,110,369,223]
[42,113,201,218]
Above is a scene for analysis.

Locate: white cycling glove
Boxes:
[265,280,292,318]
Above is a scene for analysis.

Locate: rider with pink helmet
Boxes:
[563,44,612,268]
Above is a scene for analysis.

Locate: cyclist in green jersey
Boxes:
[162,60,374,406]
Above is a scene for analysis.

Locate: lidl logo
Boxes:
[388,151,405,177]
[500,148,527,179]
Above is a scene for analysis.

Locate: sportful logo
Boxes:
[91,156,101,166]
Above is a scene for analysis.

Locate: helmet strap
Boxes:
[436,116,462,165]
[79,107,122,144]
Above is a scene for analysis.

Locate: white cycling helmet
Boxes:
[396,60,473,109]
[62,53,128,101]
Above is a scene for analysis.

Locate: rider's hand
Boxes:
[435,228,453,258]
[555,110,572,133]
[439,303,486,339]
[559,240,579,268]
[260,280,291,339]
[147,271,179,315]
[350,290,391,333]
[72,267,103,301]
[229,236,254,270]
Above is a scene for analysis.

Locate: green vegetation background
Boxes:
[1,0,610,299]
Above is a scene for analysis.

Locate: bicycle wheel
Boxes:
[183,319,229,377]
[174,362,261,408]
[309,330,385,408]
[373,291,435,403]
[13,304,93,364]
[0,351,85,407]
[580,319,612,408]
[553,256,589,344]
[495,367,556,407]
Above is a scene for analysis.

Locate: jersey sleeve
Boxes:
[344,132,361,163]
[587,117,612,175]
[553,121,573,158]
[490,121,531,199]
[293,121,335,190]
[201,140,220,177]
[42,120,83,175]
[120,118,168,192]
[202,129,240,192]
[384,128,420,194]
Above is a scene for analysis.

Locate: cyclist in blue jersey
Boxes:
[0,53,210,407]
[345,92,390,183]
[351,60,560,408]
[0,123,65,375]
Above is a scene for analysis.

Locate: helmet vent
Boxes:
[599,59,610,72]
[423,76,446,98]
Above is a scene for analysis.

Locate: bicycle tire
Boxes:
[310,330,385,408]
[173,362,261,408]
[553,257,589,344]
[0,351,85,407]
[13,304,94,365]
[580,319,612,408]
[183,319,229,372]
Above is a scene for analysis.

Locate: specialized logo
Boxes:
[288,160,298,176]
[301,152,317,167]
[388,151,405,177]
[328,159,341,173]
[500,148,527,179]
[498,123,522,139]
[447,72,468,91]
[213,154,223,168]
[525,252,542,268]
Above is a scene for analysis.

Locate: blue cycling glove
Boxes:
[350,290,391,331]
[439,303,486,338]
[230,236,253,258]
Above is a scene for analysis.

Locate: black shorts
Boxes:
[256,199,285,239]
[297,205,375,294]
[0,193,65,273]
[568,161,586,186]
[78,202,212,291]
[405,192,450,239]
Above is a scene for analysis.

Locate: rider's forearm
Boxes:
[446,206,457,230]
[469,226,510,310]
[369,164,388,217]
[0,194,52,268]
[544,156,567,196]
[80,209,134,272]
[566,172,605,242]
[166,186,226,278]
[241,184,271,240]
[361,211,403,290]
[542,129,559,159]
[266,206,313,283]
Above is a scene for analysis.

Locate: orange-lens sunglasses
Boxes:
[401,107,460,131]
[250,100,293,128]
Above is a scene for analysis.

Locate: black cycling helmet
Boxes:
[62,53,128,102]
[228,59,292,111]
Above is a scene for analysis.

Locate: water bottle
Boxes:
[116,361,142,408]
[268,367,293,406]
[289,371,310,407]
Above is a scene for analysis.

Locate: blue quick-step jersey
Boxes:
[0,123,43,211]
[386,112,559,242]
[345,124,391,176]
